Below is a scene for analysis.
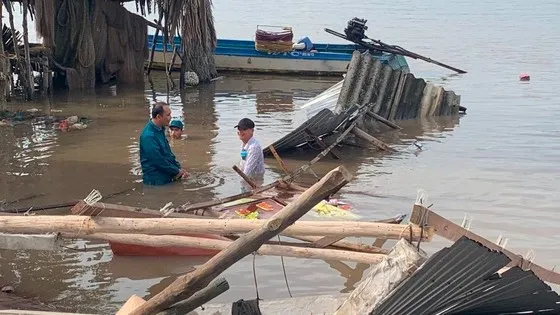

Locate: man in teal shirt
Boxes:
[139,102,188,185]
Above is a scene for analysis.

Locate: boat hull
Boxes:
[147,36,409,76]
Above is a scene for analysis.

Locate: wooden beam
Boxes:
[0,216,434,241]
[63,232,386,264]
[366,110,402,130]
[157,278,229,315]
[126,166,354,314]
[232,165,257,189]
[310,215,405,248]
[268,145,291,175]
[410,204,560,285]
[352,127,395,152]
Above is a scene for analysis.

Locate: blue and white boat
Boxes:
[147,34,410,76]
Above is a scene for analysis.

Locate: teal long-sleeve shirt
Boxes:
[139,120,181,185]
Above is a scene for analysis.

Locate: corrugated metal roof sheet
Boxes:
[371,236,560,315]
[262,107,349,155]
[336,50,462,120]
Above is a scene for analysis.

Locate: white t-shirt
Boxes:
[239,137,265,178]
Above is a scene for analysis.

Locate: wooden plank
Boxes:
[126,166,354,314]
[268,145,291,175]
[410,204,560,285]
[0,233,62,251]
[366,110,402,130]
[232,165,257,189]
[352,127,395,152]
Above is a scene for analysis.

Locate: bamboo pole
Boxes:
[0,216,433,241]
[125,166,353,314]
[62,233,386,264]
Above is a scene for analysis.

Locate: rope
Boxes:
[76,0,95,69]
[398,223,415,243]
[252,252,260,301]
[277,235,293,298]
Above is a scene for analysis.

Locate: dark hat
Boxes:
[234,118,255,130]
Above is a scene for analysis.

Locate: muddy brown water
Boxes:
[2,0,560,312]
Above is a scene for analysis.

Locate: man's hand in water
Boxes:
[175,169,189,181]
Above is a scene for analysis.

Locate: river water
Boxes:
[1,0,559,313]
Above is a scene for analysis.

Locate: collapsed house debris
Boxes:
[371,236,560,315]
[264,48,466,157]
[1,157,560,314]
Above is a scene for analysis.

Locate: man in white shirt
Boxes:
[235,118,265,191]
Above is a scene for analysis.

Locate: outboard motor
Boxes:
[344,17,368,42]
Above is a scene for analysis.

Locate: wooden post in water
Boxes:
[123,166,353,314]
[0,1,9,109]
[22,0,33,100]
[146,12,164,76]
[6,2,26,98]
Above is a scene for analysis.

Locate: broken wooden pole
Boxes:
[268,145,291,175]
[366,110,402,130]
[352,127,395,152]
[62,232,386,264]
[334,238,427,314]
[123,166,353,314]
[232,165,257,189]
[157,278,229,315]
[0,216,433,241]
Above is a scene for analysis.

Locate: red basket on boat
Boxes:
[255,25,294,53]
